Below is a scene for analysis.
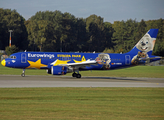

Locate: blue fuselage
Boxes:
[3,52,142,70]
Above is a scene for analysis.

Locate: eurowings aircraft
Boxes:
[1,29,161,78]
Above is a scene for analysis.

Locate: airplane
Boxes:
[1,29,161,78]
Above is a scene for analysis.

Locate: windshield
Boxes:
[9,56,16,59]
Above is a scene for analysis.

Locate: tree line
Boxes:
[0,8,164,56]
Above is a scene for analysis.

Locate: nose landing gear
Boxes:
[21,69,25,77]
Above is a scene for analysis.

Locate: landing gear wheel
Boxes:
[76,74,81,78]
[21,69,25,77]
[21,73,25,77]
[72,72,77,77]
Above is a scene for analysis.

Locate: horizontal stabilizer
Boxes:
[139,56,162,61]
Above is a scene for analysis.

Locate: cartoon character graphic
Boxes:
[136,34,155,54]
[131,51,146,65]
[131,33,156,65]
[95,53,111,69]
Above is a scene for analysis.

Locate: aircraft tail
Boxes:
[128,29,159,56]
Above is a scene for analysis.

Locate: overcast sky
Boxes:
[0,0,164,23]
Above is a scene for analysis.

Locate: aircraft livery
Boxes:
[1,29,161,78]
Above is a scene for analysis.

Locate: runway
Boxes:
[0,75,164,88]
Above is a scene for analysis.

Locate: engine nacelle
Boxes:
[51,66,67,75]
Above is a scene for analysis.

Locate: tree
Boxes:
[146,19,164,56]
[0,8,28,51]
[27,10,64,52]
[103,22,114,50]
[5,45,18,56]
[86,14,105,52]
[24,10,164,56]
[134,19,147,42]
[123,19,138,52]
[25,20,48,51]
[112,20,126,53]
[75,18,88,52]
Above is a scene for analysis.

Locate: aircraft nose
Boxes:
[1,59,6,66]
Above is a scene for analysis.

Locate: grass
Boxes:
[0,64,164,78]
[0,88,164,120]
[0,64,48,76]
[0,64,164,119]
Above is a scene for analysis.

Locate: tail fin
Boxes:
[128,29,159,55]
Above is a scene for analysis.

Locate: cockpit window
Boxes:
[9,56,16,59]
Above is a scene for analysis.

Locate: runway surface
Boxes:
[0,75,164,88]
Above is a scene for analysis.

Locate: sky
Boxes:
[0,0,164,23]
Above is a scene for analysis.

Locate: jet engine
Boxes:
[51,66,67,75]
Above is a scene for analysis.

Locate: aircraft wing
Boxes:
[67,60,97,66]
[57,60,98,69]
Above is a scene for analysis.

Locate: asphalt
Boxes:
[0,75,164,88]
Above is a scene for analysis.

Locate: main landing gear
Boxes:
[21,69,25,77]
[72,72,81,78]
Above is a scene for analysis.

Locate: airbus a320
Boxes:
[1,29,161,78]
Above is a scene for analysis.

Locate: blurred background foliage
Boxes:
[0,8,164,56]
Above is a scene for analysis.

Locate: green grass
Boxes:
[0,88,164,120]
[0,64,164,78]
[0,64,48,76]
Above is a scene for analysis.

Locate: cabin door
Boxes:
[21,53,26,63]
[125,55,130,65]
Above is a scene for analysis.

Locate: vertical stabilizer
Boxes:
[129,29,159,55]
[129,29,159,65]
